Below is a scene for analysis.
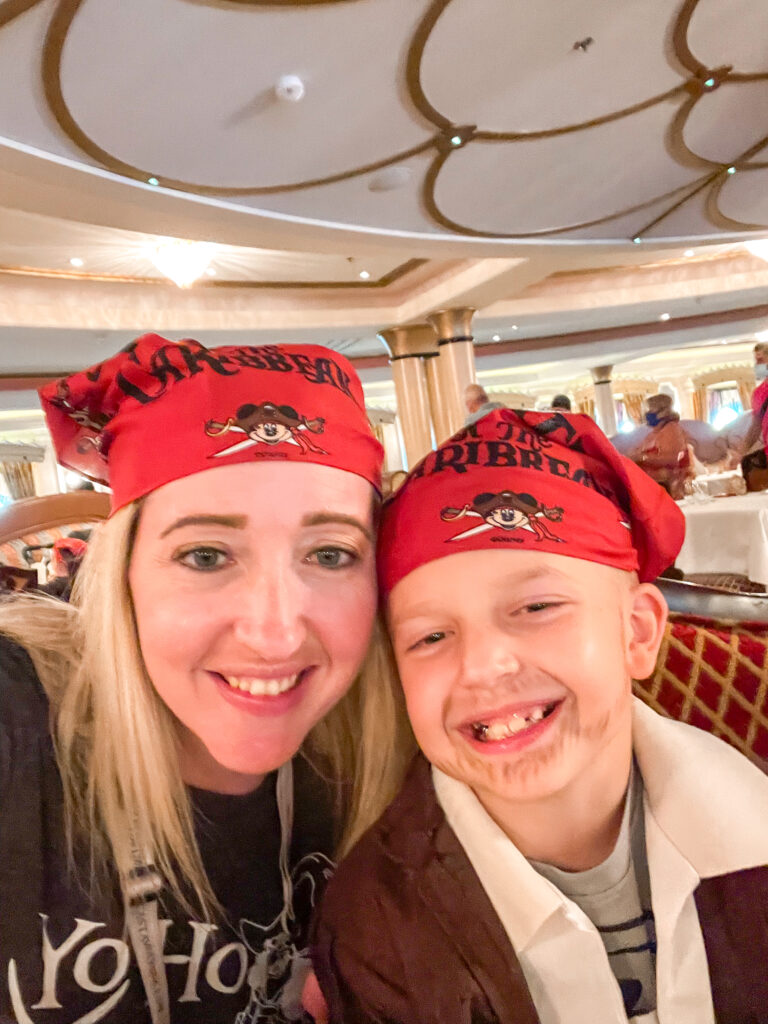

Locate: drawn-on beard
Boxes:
[435,680,630,803]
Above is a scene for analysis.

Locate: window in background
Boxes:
[707,382,742,430]
[614,398,637,434]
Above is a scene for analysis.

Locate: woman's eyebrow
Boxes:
[301,512,372,542]
[160,514,248,538]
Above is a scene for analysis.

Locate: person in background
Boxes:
[634,393,692,499]
[738,341,768,489]
[40,535,89,600]
[551,393,572,411]
[313,408,768,1024]
[0,335,411,1024]
[464,383,504,426]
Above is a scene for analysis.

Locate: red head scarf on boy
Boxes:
[40,334,383,511]
[378,408,685,595]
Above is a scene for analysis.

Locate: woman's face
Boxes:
[129,461,377,793]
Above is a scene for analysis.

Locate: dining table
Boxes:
[675,491,768,585]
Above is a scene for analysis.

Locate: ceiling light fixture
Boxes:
[632,236,642,244]
[147,176,160,187]
[684,248,695,258]
[206,267,217,277]
[358,270,371,280]
[69,257,84,267]
[726,165,736,175]
[745,239,768,263]
[511,324,518,331]
[492,334,501,342]
[149,239,215,288]
[659,312,671,321]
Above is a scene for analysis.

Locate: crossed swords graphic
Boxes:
[441,504,536,542]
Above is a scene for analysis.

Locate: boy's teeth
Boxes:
[473,702,555,742]
[224,674,299,696]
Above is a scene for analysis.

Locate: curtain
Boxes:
[737,379,753,413]
[622,393,645,425]
[578,396,595,418]
[691,385,706,421]
[0,460,35,500]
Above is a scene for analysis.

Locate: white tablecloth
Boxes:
[676,492,768,584]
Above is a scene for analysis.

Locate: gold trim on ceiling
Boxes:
[3,0,768,239]
[0,257,426,288]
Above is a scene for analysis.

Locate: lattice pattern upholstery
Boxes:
[637,615,768,764]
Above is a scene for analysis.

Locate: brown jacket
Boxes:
[313,756,768,1024]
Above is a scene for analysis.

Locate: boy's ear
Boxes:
[626,583,668,680]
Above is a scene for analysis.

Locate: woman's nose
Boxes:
[231,568,308,659]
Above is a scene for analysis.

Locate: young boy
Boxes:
[313,408,768,1024]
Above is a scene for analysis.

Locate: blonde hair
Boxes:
[0,500,413,916]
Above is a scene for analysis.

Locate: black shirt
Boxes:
[0,637,335,1024]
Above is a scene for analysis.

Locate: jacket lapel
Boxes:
[383,757,540,1023]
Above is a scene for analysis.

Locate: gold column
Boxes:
[590,365,618,436]
[377,324,437,470]
[423,354,452,445]
[427,307,477,437]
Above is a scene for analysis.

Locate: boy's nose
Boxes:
[459,623,522,688]
[232,569,308,659]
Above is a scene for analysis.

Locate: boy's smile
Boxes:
[388,548,665,818]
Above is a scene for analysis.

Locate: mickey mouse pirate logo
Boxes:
[441,490,565,543]
[206,401,328,458]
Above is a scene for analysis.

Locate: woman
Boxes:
[635,393,691,500]
[0,335,411,1024]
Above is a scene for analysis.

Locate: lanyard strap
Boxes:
[125,761,294,1024]
[125,862,169,1024]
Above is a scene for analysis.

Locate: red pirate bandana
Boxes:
[378,408,685,595]
[40,334,383,511]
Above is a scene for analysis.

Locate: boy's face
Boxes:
[388,549,666,810]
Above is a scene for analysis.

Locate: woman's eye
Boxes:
[176,547,229,572]
[307,547,356,570]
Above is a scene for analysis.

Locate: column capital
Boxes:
[590,364,614,385]
[377,323,438,361]
[426,307,476,345]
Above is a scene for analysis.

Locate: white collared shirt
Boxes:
[433,698,768,1024]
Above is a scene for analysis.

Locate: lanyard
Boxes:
[125,761,294,1024]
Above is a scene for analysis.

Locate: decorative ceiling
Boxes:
[2,0,768,246]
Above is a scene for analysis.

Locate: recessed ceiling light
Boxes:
[274,74,305,103]
[147,177,159,187]
[684,248,695,258]
[69,257,84,267]
[511,324,518,331]
[726,166,736,175]
[632,236,642,244]
[492,334,500,342]
[450,135,463,146]
[358,270,371,280]
[659,312,671,321]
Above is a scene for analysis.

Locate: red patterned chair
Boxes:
[0,491,110,571]
[637,580,768,765]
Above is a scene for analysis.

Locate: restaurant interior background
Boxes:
[0,0,767,499]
